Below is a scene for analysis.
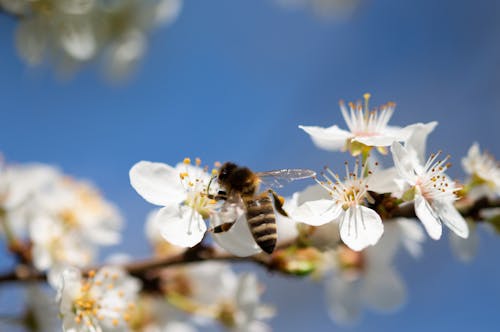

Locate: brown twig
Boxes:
[0,196,498,285]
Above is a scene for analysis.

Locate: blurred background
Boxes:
[1,0,499,331]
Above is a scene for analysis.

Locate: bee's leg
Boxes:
[208,221,236,233]
[268,189,288,217]
[206,190,228,201]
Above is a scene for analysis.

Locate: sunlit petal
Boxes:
[157,205,206,247]
[129,161,185,206]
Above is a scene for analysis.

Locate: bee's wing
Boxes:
[256,169,316,189]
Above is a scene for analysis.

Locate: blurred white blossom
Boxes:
[3,0,183,79]
[325,219,424,324]
[30,177,123,270]
[462,142,500,199]
[274,0,361,21]
[0,163,59,237]
[51,266,140,332]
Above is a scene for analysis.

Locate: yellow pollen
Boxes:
[180,172,188,180]
[75,316,81,324]
[195,158,201,166]
[88,270,96,278]
[112,319,119,327]
[183,158,191,164]
[211,169,218,176]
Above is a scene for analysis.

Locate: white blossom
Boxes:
[299,94,416,155]
[29,177,122,270]
[325,219,424,324]
[0,163,59,237]
[291,161,384,251]
[462,142,500,199]
[130,158,215,248]
[52,266,140,332]
[391,141,469,240]
[7,0,183,79]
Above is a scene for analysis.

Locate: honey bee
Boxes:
[208,162,316,254]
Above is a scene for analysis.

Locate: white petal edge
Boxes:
[449,226,478,262]
[157,205,206,248]
[353,135,398,147]
[299,125,351,151]
[211,214,262,257]
[339,206,384,251]
[414,194,442,240]
[404,121,438,164]
[129,161,186,206]
[436,201,469,239]
[290,199,341,226]
[390,142,418,183]
[361,266,406,312]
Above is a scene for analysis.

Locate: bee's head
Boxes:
[218,162,238,184]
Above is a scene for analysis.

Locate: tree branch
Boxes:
[0,196,498,285]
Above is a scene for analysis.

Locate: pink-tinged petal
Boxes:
[361,266,406,312]
[129,161,185,206]
[414,194,442,240]
[449,225,478,262]
[157,205,206,248]
[339,206,384,251]
[325,275,362,325]
[366,167,400,194]
[390,142,418,183]
[404,122,438,164]
[291,199,341,226]
[436,201,469,238]
[299,125,351,151]
[211,213,262,257]
[352,135,398,147]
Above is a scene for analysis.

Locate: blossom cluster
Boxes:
[0,0,182,79]
[0,94,499,331]
[0,161,122,272]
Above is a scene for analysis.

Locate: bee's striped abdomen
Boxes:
[245,196,277,254]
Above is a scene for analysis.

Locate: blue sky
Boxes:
[0,0,499,330]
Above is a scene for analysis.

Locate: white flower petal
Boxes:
[366,167,400,194]
[295,184,331,205]
[299,125,351,151]
[404,121,438,164]
[414,194,442,240]
[291,199,341,226]
[339,206,383,251]
[211,213,262,257]
[390,142,418,183]
[450,226,478,262]
[130,161,185,206]
[436,201,469,238]
[15,19,47,66]
[59,19,97,60]
[361,266,406,311]
[325,275,362,325]
[353,134,398,147]
[157,205,206,247]
[395,218,425,258]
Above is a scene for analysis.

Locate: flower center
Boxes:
[340,93,396,136]
[315,160,371,209]
[417,151,457,202]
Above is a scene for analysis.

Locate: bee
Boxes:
[208,162,316,254]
